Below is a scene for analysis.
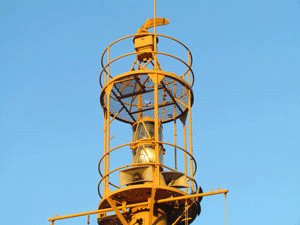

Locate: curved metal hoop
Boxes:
[99,70,194,124]
[99,33,195,87]
[97,141,198,198]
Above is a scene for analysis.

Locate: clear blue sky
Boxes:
[1,1,299,225]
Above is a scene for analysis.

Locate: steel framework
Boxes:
[48,2,228,225]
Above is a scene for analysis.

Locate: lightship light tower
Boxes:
[48,3,228,225]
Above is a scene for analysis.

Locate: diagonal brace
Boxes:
[106,197,129,225]
[160,81,183,113]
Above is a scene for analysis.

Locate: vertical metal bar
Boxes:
[153,0,157,70]
[152,2,159,225]
[137,76,142,120]
[104,47,110,194]
[163,88,166,121]
[174,119,177,171]
[148,188,156,225]
[174,82,177,171]
[225,193,228,225]
[188,51,194,191]
[188,90,194,191]
[105,98,109,193]
[183,119,187,193]
[182,86,187,193]
[103,104,107,194]
[154,76,159,185]
[106,88,111,193]
[87,215,90,225]
[153,0,160,188]
[107,47,110,84]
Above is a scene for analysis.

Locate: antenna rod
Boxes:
[154,0,157,70]
[154,0,156,32]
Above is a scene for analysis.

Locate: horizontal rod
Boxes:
[157,189,229,204]
[48,189,229,222]
[48,202,146,222]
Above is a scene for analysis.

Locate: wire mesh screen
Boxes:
[103,73,193,124]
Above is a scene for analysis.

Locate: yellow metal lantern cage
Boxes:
[48,13,228,225]
[96,18,228,225]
